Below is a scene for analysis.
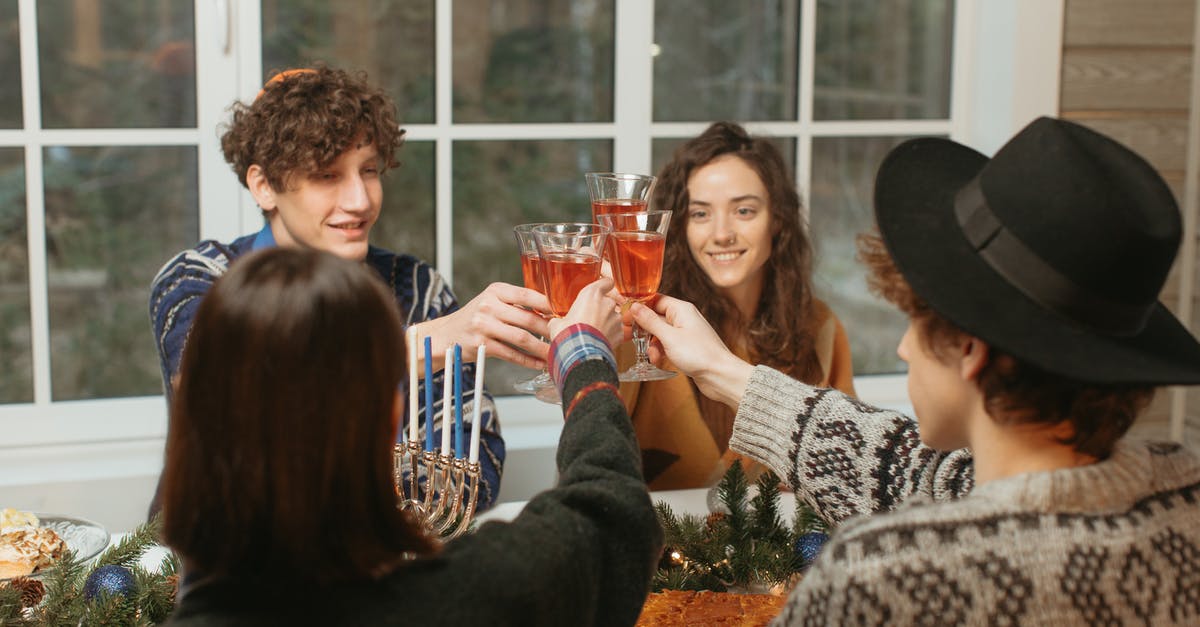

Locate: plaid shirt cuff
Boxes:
[549,323,616,395]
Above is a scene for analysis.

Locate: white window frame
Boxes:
[0,0,1063,486]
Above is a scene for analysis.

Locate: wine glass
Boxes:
[532,222,610,317]
[585,173,657,262]
[596,210,676,381]
[512,223,555,397]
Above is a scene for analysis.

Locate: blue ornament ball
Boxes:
[794,531,829,569]
[83,564,137,600]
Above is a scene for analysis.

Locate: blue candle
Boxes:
[424,335,435,452]
[454,344,464,459]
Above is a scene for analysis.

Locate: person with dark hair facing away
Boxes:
[150,66,549,511]
[570,117,1200,624]
[161,247,661,626]
[620,121,856,490]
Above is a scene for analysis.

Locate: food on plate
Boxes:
[0,509,65,579]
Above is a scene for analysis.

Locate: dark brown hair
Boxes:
[857,232,1154,458]
[221,65,404,191]
[161,248,436,584]
[655,121,822,383]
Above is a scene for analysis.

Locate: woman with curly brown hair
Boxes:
[149,66,550,514]
[619,121,856,489]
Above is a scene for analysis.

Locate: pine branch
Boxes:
[37,548,87,625]
[718,460,750,538]
[95,515,163,570]
[0,583,24,622]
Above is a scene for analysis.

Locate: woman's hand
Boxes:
[549,278,622,347]
[414,282,552,370]
[629,295,754,408]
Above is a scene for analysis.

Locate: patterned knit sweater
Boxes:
[149,233,504,508]
[730,366,1200,626]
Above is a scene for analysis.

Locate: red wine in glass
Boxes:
[609,232,665,301]
[541,252,603,317]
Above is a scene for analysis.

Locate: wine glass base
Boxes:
[534,385,561,404]
[513,371,554,394]
[618,365,677,382]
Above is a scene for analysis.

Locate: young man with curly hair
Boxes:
[150,67,549,511]
[569,117,1200,624]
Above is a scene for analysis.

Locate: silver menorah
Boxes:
[393,440,482,539]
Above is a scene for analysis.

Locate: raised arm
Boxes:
[632,295,975,525]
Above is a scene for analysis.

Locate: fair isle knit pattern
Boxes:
[148,234,504,509]
[730,366,1200,626]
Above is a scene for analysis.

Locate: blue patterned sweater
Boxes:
[149,230,504,509]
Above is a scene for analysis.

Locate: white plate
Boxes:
[1,514,109,581]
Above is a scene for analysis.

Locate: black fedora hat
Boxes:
[874,116,1200,384]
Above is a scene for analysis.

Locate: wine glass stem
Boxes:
[633,321,651,365]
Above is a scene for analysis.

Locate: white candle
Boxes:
[407,327,418,443]
[469,345,486,464]
[441,346,454,456]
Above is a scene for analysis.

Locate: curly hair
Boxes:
[655,122,822,383]
[220,65,404,192]
[856,232,1154,458]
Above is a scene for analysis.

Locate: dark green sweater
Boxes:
[167,354,662,626]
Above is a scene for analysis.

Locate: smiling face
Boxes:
[249,140,383,261]
[685,154,774,305]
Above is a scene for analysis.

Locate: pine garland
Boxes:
[652,460,831,593]
[0,514,180,625]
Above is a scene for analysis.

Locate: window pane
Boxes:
[814,0,953,120]
[651,136,795,180]
[373,140,435,265]
[452,139,611,392]
[809,136,917,375]
[0,148,30,402]
[653,0,800,122]
[261,0,435,124]
[0,0,21,128]
[453,0,614,123]
[37,1,195,129]
[44,146,198,400]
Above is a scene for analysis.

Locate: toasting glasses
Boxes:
[596,210,676,381]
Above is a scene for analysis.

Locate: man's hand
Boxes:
[415,282,552,370]
[629,295,754,409]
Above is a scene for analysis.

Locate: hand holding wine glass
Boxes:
[596,210,676,381]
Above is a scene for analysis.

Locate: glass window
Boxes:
[37,0,195,129]
[0,0,21,128]
[261,0,436,124]
[452,138,611,391]
[653,0,800,122]
[809,136,922,375]
[0,147,29,403]
[373,140,436,265]
[43,146,198,400]
[452,0,614,123]
[814,0,954,120]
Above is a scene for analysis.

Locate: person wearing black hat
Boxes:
[597,117,1200,624]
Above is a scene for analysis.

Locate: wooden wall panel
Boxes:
[1060,49,1191,110]
[1064,0,1194,46]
